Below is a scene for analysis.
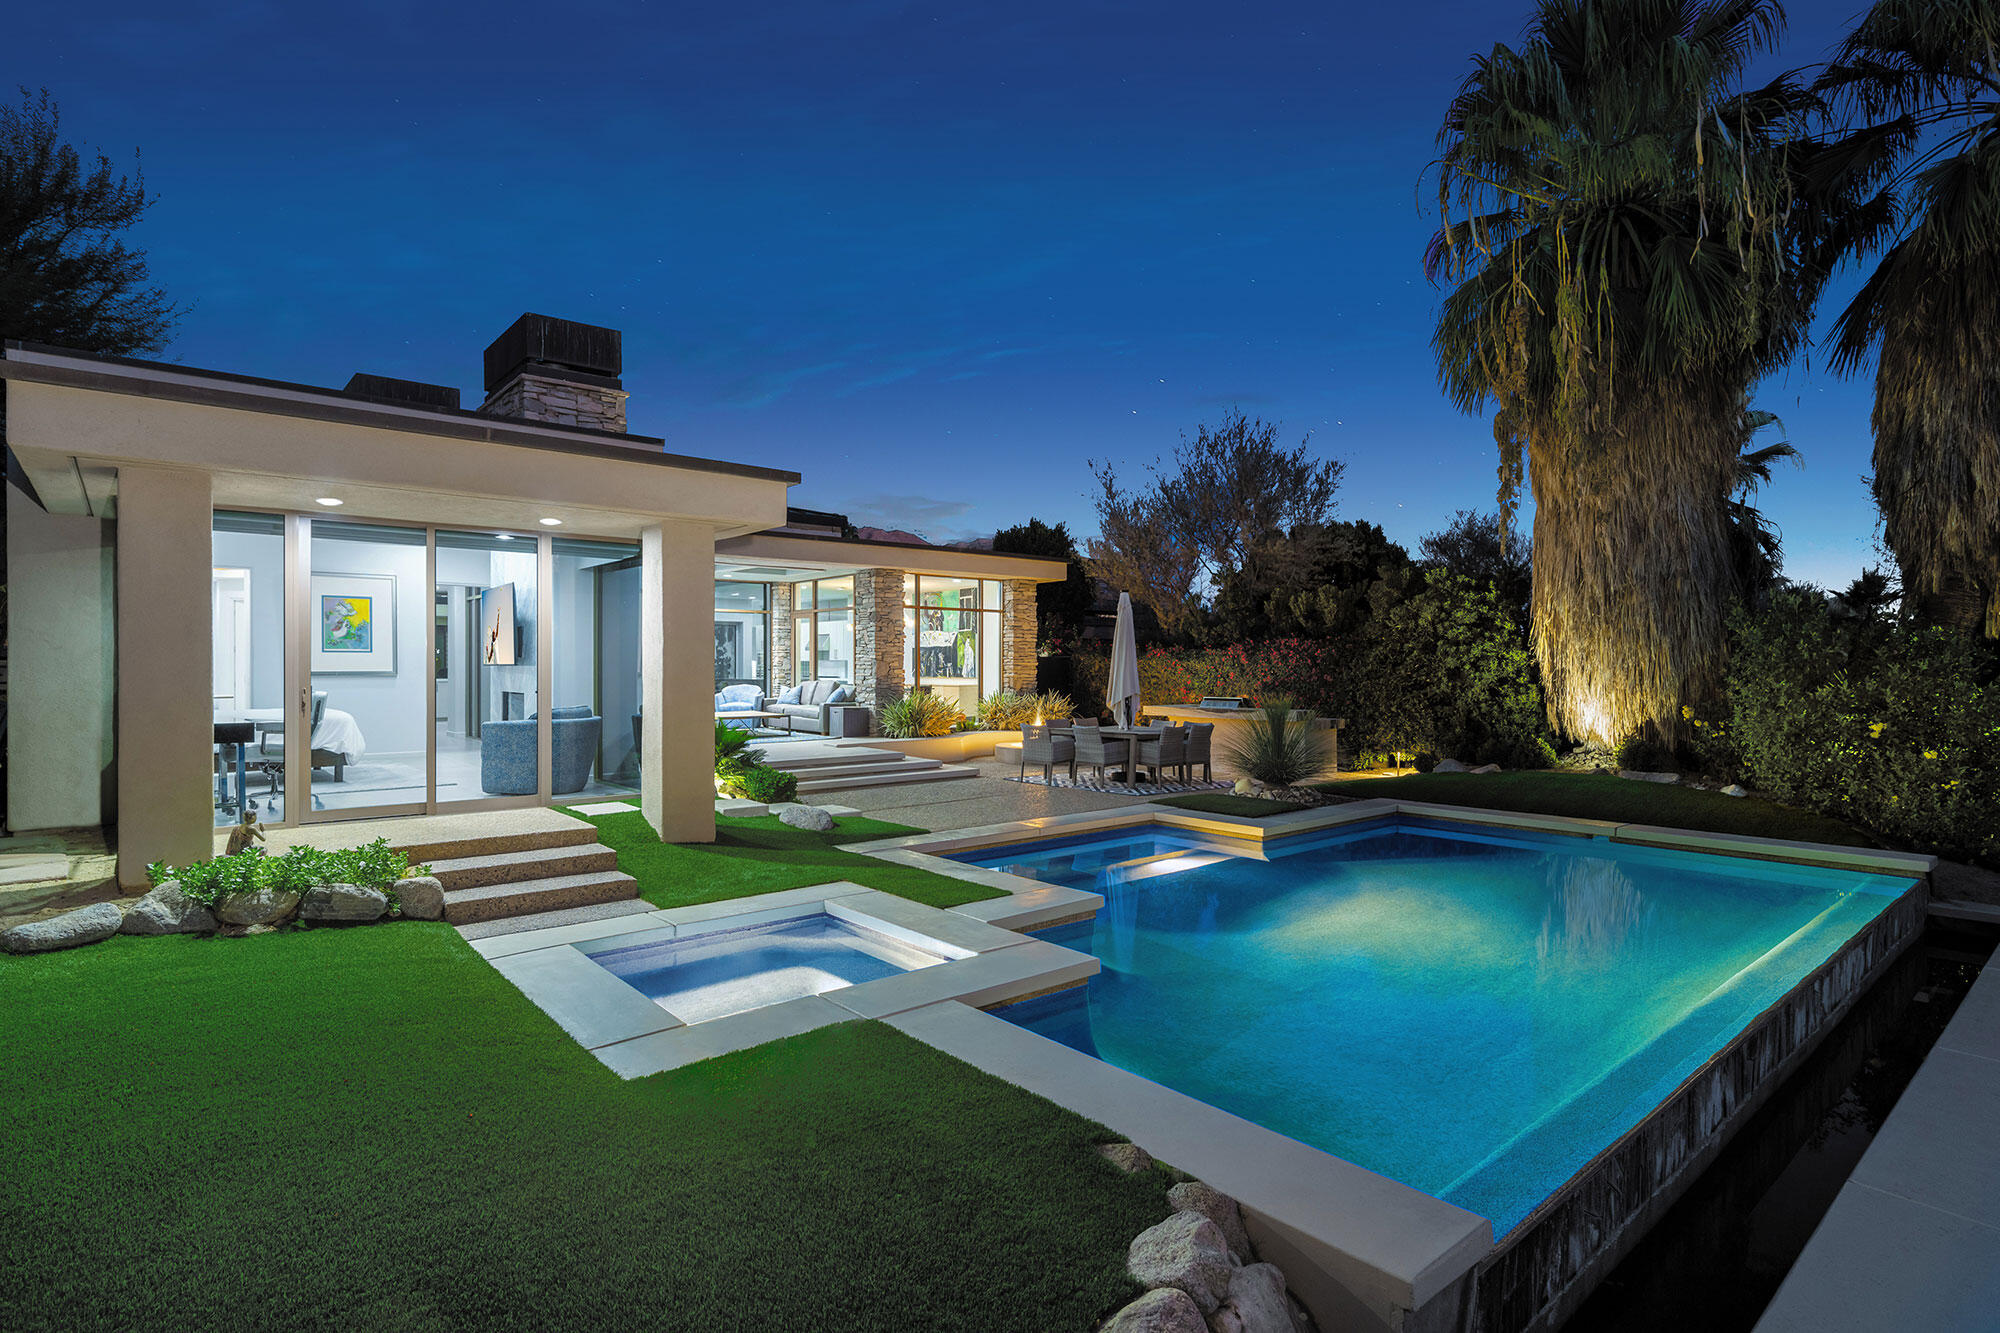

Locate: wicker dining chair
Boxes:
[1020,723,1077,784]
[1133,724,1188,785]
[1180,722,1215,782]
[1073,724,1130,783]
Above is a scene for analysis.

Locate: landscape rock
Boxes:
[775,803,836,832]
[1097,1141,1155,1174]
[1722,784,1747,798]
[1166,1181,1254,1262]
[300,882,388,923]
[1210,1263,1304,1333]
[219,922,279,938]
[1098,1286,1208,1333]
[395,876,446,920]
[1232,778,1256,796]
[1432,758,1470,773]
[2,901,124,954]
[214,888,301,927]
[1470,763,1502,775]
[118,881,217,935]
[1127,1211,1234,1314]
[1616,770,1679,784]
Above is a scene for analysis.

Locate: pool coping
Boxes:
[474,882,1099,1078]
[838,798,1940,1330]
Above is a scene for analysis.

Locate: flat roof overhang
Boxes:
[1,345,796,539]
[716,530,1069,583]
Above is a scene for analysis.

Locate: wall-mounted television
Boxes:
[481,583,518,665]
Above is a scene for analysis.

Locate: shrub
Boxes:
[975,690,1075,731]
[714,719,763,783]
[1614,730,1679,772]
[879,693,966,738]
[147,837,426,911]
[727,764,799,804]
[1728,588,2000,865]
[1223,700,1337,787]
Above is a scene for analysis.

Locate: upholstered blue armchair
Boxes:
[714,683,765,730]
[480,706,604,796]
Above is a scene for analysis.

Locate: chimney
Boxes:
[478,313,627,433]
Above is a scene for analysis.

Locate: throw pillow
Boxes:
[828,685,852,704]
[778,684,802,705]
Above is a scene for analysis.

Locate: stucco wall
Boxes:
[6,485,115,831]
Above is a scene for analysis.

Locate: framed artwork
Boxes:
[310,572,397,674]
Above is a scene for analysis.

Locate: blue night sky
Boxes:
[10,1,1884,589]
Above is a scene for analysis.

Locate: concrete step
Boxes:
[792,765,980,794]
[773,757,944,784]
[442,869,639,926]
[763,748,916,772]
[426,841,620,891]
[392,821,599,865]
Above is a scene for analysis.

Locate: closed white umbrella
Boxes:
[1107,592,1141,727]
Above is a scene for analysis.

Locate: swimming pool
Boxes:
[956,816,1916,1234]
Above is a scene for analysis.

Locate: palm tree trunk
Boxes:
[1527,380,1740,746]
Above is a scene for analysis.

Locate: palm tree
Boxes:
[1821,0,2000,635]
[1728,403,1802,604]
[1428,0,1900,746]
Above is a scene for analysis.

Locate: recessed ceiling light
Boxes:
[496,533,515,541]
[314,497,344,507]
[539,517,563,526]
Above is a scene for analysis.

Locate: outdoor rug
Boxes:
[1004,774,1232,796]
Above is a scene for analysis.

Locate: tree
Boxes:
[1087,410,1343,640]
[0,89,176,354]
[1820,1,2000,634]
[1726,403,1802,605]
[1418,510,1531,626]
[1210,520,1412,642]
[1428,0,1900,746]
[992,518,1093,648]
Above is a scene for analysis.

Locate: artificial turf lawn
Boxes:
[1150,792,1307,818]
[1335,771,1877,847]
[0,926,1167,1333]
[575,809,1003,911]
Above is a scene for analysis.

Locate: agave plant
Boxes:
[1222,700,1336,788]
[1428,0,1902,744]
[878,692,967,739]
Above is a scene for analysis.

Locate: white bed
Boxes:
[229,707,369,768]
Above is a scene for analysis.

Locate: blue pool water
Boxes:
[959,818,1912,1233]
[588,914,950,1024]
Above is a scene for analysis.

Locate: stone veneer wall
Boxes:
[1000,579,1039,693]
[852,568,907,716]
[769,582,794,689]
[480,371,628,433]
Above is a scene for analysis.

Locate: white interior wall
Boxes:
[210,528,284,709]
[308,533,427,759]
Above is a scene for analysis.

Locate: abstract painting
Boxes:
[321,594,373,652]
[309,572,396,674]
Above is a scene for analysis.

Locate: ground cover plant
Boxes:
[713,720,799,802]
[577,809,1001,910]
[0,926,1168,1332]
[1338,772,1876,848]
[145,836,425,908]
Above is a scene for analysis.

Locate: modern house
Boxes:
[1,314,1065,885]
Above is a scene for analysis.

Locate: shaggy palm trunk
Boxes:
[1527,382,1740,747]
[1871,332,2000,636]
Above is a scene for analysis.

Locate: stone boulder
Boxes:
[1432,758,1470,773]
[119,882,218,936]
[1127,1211,1234,1314]
[1098,1286,1208,1333]
[1211,1262,1306,1333]
[214,889,301,927]
[1166,1180,1254,1263]
[300,883,388,923]
[1470,763,1502,775]
[395,876,446,921]
[3,901,124,954]
[776,803,836,832]
[1722,784,1747,798]
[1097,1141,1154,1174]
[1616,770,1679,784]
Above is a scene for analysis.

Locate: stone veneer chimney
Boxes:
[478,312,629,433]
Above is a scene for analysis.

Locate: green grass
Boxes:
[1150,792,1306,818]
[575,810,1002,910]
[0,926,1167,1332]
[1335,771,1877,847]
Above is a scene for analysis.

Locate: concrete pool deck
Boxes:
[1756,938,2000,1332]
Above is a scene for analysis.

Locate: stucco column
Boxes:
[641,520,716,844]
[115,464,214,886]
[1000,578,1040,692]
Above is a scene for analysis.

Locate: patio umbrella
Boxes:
[1107,592,1141,727]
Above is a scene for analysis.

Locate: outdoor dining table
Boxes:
[1097,725,1166,787]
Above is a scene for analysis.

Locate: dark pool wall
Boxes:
[1463,879,1928,1333]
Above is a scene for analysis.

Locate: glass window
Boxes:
[212,511,286,827]
[436,528,539,805]
[904,574,1002,712]
[714,581,766,613]
[817,575,854,609]
[553,538,640,798]
[311,520,433,813]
